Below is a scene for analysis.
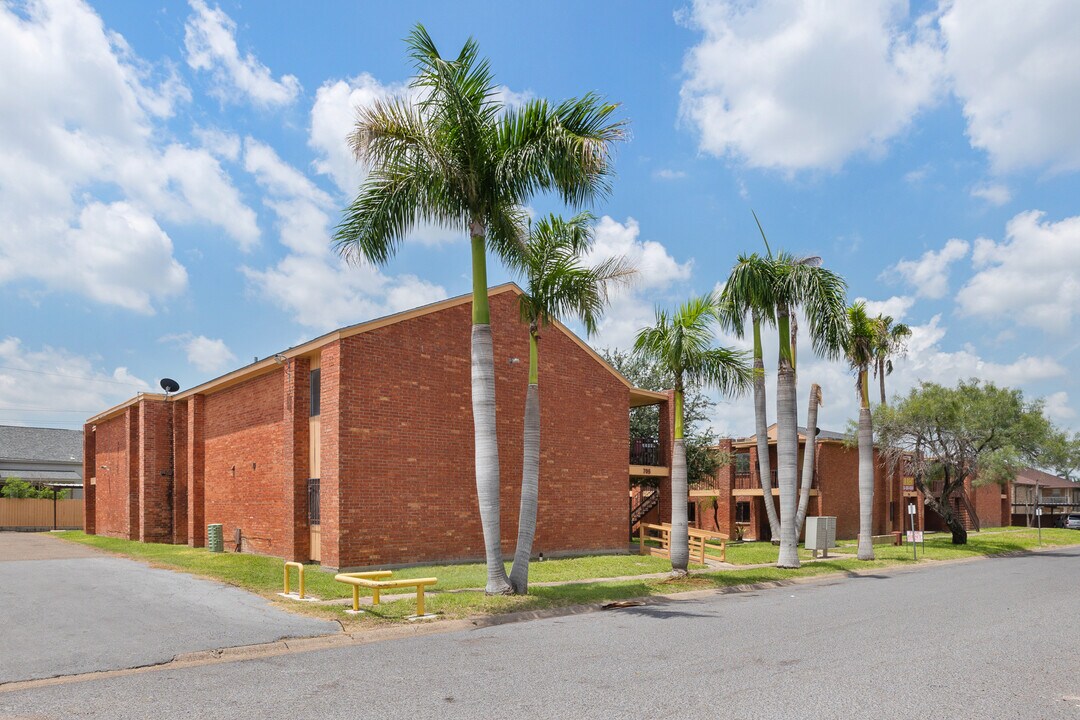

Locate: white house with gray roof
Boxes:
[0,425,84,498]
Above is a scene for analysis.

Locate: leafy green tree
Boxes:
[634,294,752,574]
[334,25,625,594]
[844,302,877,560]
[875,380,1055,544]
[509,213,634,593]
[600,348,723,487]
[1,478,68,499]
[1044,430,1080,481]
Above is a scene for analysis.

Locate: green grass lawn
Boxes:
[54,531,679,598]
[53,527,1080,625]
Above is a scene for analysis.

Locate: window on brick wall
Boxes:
[735,453,750,475]
[688,501,697,523]
[735,501,750,523]
[310,369,321,417]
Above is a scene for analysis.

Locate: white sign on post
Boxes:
[908,504,916,515]
[906,530,924,543]
[1036,507,1043,516]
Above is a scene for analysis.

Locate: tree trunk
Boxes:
[670,437,690,574]
[856,400,875,560]
[795,384,821,532]
[470,230,511,595]
[752,315,781,540]
[775,306,800,568]
[878,359,887,406]
[922,487,968,545]
[509,332,540,594]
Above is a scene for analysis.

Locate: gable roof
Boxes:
[731,423,847,447]
[0,425,83,464]
[89,283,665,423]
[1013,467,1076,489]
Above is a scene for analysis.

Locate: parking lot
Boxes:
[0,533,338,684]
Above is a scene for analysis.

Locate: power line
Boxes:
[0,365,146,389]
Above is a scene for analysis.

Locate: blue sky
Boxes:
[1,0,1078,435]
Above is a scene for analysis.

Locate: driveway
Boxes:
[2,543,1077,719]
[0,533,338,683]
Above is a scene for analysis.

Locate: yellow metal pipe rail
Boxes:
[283,561,306,599]
[334,571,437,616]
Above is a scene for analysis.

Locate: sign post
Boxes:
[907,503,918,560]
[1036,506,1043,545]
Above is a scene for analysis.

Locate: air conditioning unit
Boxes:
[804,516,837,558]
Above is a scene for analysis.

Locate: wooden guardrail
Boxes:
[639,522,728,564]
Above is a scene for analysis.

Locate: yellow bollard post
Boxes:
[372,587,380,606]
[416,585,425,617]
[352,585,359,612]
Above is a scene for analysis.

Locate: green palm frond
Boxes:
[334,23,626,272]
[718,252,778,337]
[872,314,912,377]
[634,293,751,396]
[517,214,635,337]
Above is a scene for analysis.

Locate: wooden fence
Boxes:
[638,522,728,564]
[0,498,83,530]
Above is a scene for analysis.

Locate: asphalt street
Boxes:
[3,543,1078,719]
[0,533,338,684]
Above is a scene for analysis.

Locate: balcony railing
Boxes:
[630,436,661,466]
[733,469,815,491]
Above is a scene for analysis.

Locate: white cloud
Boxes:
[183,0,300,107]
[940,0,1080,173]
[307,74,462,246]
[857,295,915,321]
[0,0,258,311]
[1044,391,1076,423]
[162,334,237,374]
[956,210,1080,332]
[679,0,946,172]
[580,216,693,349]
[886,238,969,299]
[654,169,687,180]
[240,139,447,331]
[903,165,931,184]
[0,337,150,428]
[970,182,1011,206]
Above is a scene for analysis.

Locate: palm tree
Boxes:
[634,294,752,574]
[872,314,912,405]
[794,383,822,531]
[509,213,635,593]
[718,253,781,540]
[845,302,876,561]
[334,25,625,594]
[771,252,848,568]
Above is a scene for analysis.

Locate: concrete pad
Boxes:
[0,533,339,684]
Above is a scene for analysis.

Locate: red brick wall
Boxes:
[82,423,96,534]
[202,371,285,556]
[90,411,134,539]
[971,479,1008,528]
[172,399,188,544]
[138,399,173,543]
[330,290,629,569]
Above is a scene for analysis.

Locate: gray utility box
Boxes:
[804,516,837,558]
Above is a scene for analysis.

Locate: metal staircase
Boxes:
[630,490,660,535]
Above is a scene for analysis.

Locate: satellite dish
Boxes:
[160,378,180,395]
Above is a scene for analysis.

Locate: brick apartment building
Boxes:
[628,423,1013,542]
[83,284,669,570]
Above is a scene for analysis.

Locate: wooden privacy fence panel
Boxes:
[0,498,84,529]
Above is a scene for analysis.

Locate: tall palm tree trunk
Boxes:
[775,306,801,568]
[470,231,511,594]
[857,369,875,560]
[795,384,821,531]
[752,315,781,540]
[878,358,887,405]
[670,385,690,574]
[509,331,540,593]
